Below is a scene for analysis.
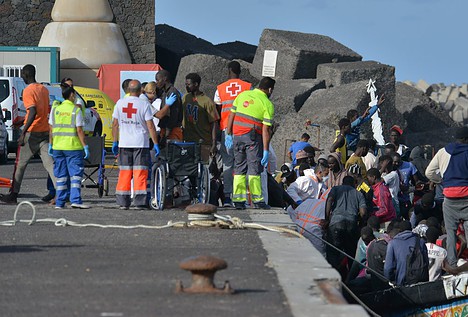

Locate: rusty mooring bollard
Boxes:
[176,255,234,294]
[185,204,217,221]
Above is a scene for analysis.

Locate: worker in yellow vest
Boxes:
[225,77,275,210]
[214,61,252,207]
[48,84,90,209]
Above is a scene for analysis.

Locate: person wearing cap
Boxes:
[425,126,468,266]
[388,125,409,157]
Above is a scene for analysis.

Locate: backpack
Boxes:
[405,235,429,285]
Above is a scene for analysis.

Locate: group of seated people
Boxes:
[273,114,459,290]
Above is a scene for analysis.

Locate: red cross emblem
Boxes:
[226,82,242,97]
[122,102,137,118]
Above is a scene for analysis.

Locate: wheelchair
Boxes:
[82,135,109,198]
[150,141,210,210]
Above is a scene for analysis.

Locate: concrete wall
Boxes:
[0,0,155,64]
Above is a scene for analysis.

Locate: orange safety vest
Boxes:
[217,79,251,130]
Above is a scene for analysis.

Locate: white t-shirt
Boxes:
[112,96,153,148]
[213,89,221,105]
[286,174,322,202]
[49,103,84,127]
[151,98,161,132]
[382,171,400,200]
[362,152,377,171]
[426,243,447,281]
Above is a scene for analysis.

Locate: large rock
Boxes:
[395,82,459,147]
[316,61,395,88]
[272,80,403,165]
[215,41,257,63]
[155,24,232,78]
[174,54,259,101]
[251,29,362,80]
[270,79,325,115]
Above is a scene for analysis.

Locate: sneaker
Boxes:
[234,202,246,210]
[41,193,55,203]
[0,193,17,204]
[55,206,64,209]
[71,203,90,209]
[254,202,271,210]
[119,206,129,210]
[223,198,234,208]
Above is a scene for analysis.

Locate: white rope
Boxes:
[0,202,303,238]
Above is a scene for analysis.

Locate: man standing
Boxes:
[112,80,160,210]
[288,133,319,167]
[1,65,56,204]
[330,118,351,165]
[325,176,367,273]
[225,77,275,210]
[214,61,251,207]
[183,73,219,162]
[155,70,182,142]
[426,127,468,266]
[367,168,396,223]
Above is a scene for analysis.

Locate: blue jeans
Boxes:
[53,150,84,207]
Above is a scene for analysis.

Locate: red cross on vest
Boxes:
[122,103,137,118]
[226,82,242,97]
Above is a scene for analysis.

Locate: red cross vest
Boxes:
[217,79,251,130]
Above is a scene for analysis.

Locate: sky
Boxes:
[156,0,467,85]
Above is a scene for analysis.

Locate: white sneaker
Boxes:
[55,206,64,209]
[71,203,90,209]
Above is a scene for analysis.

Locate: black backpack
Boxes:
[405,235,429,285]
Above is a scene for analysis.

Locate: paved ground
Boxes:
[0,156,366,317]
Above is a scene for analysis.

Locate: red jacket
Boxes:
[372,181,396,223]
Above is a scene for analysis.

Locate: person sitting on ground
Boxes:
[384,220,429,286]
[288,133,319,167]
[325,176,367,276]
[346,94,385,153]
[326,152,349,189]
[289,188,331,257]
[367,168,396,223]
[347,225,377,284]
[410,193,442,227]
[330,118,351,165]
[426,226,447,281]
[345,139,369,178]
[286,164,329,205]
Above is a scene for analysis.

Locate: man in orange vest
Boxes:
[214,61,252,207]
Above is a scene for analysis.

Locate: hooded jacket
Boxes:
[443,143,468,198]
[384,230,429,286]
[326,152,349,189]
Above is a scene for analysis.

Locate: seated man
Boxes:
[384,221,429,286]
[286,164,328,205]
[426,226,447,281]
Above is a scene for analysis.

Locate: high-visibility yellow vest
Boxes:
[51,100,83,151]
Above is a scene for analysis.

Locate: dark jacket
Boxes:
[159,85,183,129]
[384,230,429,286]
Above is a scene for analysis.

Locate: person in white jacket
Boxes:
[286,164,329,205]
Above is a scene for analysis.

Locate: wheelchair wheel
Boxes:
[150,165,166,210]
[197,164,210,204]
